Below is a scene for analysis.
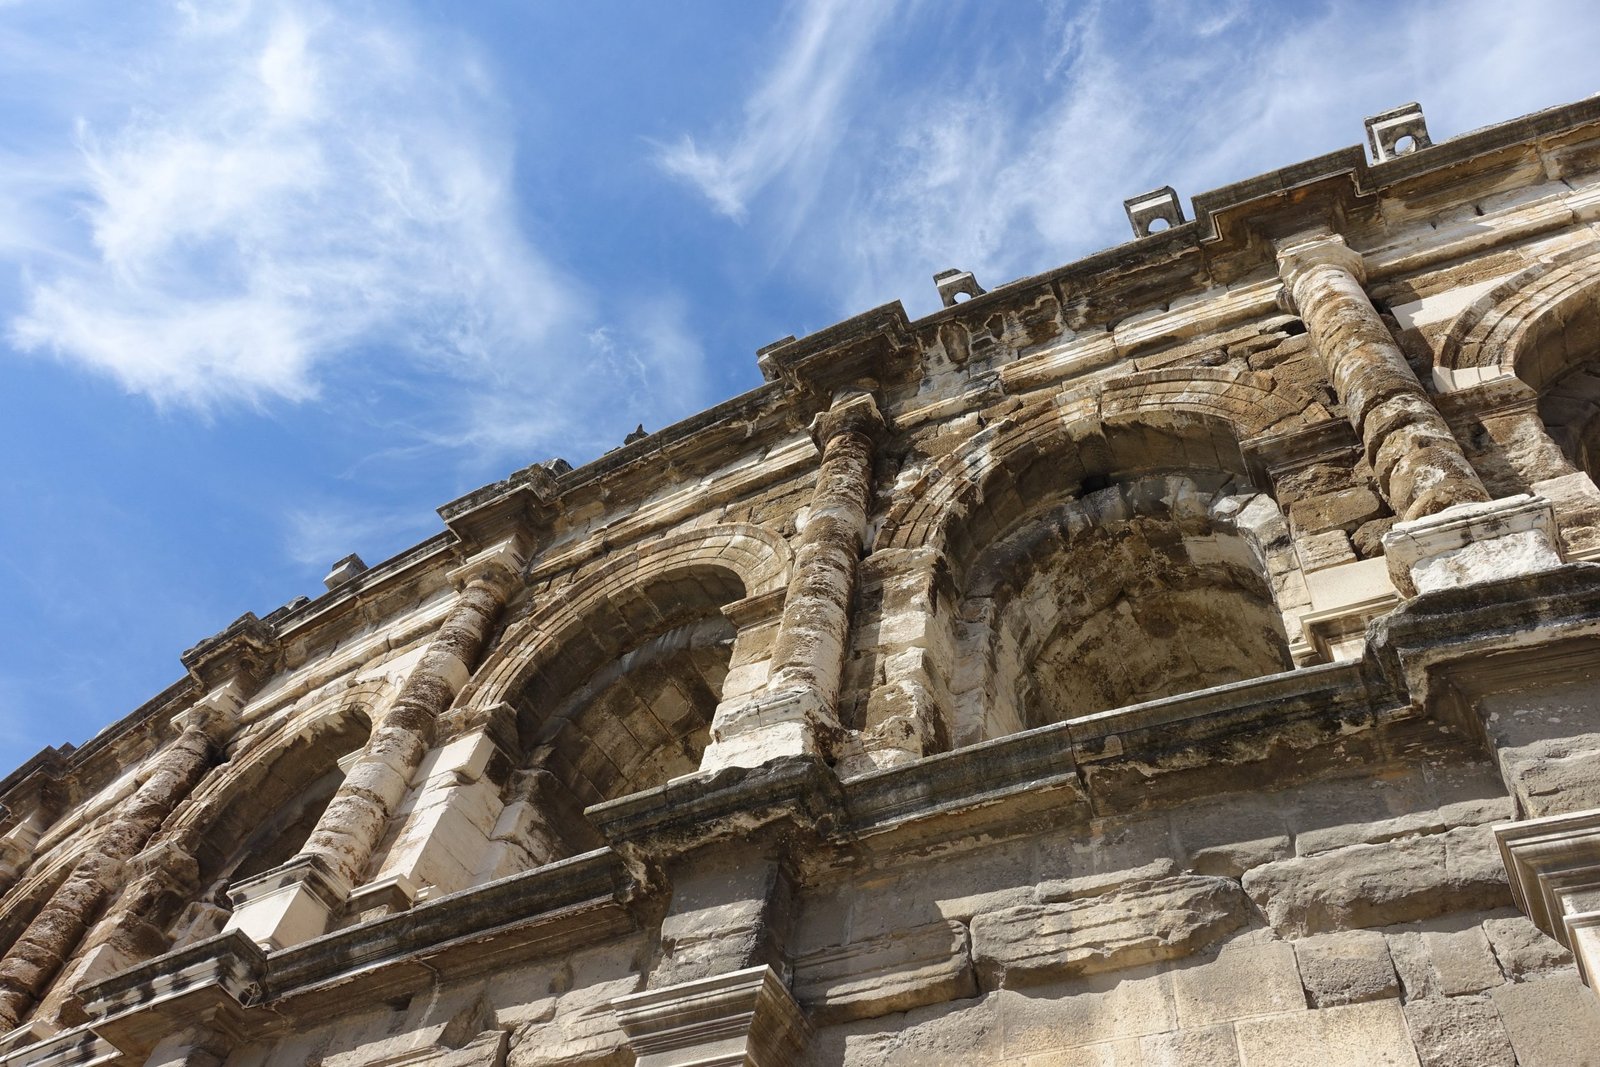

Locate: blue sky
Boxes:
[1,0,1597,770]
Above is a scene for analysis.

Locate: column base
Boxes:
[1495,809,1600,991]
[1382,494,1563,596]
[221,855,349,950]
[612,965,810,1067]
[700,689,830,774]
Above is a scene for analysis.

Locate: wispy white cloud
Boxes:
[662,0,1600,320]
[653,0,902,223]
[0,1,707,465]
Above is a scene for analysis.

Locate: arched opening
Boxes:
[486,562,750,868]
[950,475,1294,739]
[871,400,1306,750]
[1536,361,1600,479]
[170,705,374,947]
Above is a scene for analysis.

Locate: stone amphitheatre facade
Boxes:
[6,97,1600,1066]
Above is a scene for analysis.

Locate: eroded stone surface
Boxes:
[1241,826,1510,938]
[970,877,1248,988]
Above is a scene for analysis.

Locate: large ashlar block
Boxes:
[1172,940,1305,1029]
[1235,1000,1419,1066]
[1382,493,1563,596]
[997,963,1174,1059]
[1492,972,1600,1066]
[1293,930,1398,1008]
[1402,996,1515,1067]
[792,919,975,1024]
[970,876,1248,988]
[1242,825,1510,938]
[700,688,828,772]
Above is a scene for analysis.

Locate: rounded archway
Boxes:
[949,474,1294,740]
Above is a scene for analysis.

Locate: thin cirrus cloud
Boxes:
[0,2,703,465]
[660,0,1600,322]
[652,0,903,225]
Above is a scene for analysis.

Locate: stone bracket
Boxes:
[587,755,846,864]
[1365,101,1432,162]
[222,854,352,951]
[1124,186,1185,238]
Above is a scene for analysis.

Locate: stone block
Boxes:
[1403,996,1515,1067]
[793,919,975,1025]
[1289,488,1383,535]
[1170,797,1290,878]
[1292,796,1512,857]
[1172,940,1305,1028]
[998,963,1175,1058]
[1491,972,1600,1066]
[1298,529,1357,572]
[1234,1000,1420,1067]
[1425,926,1501,996]
[1294,930,1397,1007]
[1241,827,1510,938]
[1482,914,1574,980]
[971,877,1247,989]
[1019,1038,1142,1065]
[1140,1024,1240,1067]
[803,993,1001,1067]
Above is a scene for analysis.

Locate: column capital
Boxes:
[446,532,531,592]
[809,389,886,451]
[1275,229,1368,295]
[171,673,253,742]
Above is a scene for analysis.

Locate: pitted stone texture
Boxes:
[970,876,1248,988]
[1140,1024,1240,1067]
[997,963,1175,1059]
[803,993,1001,1067]
[1482,914,1575,979]
[1293,930,1398,1007]
[1386,924,1502,999]
[1240,825,1510,938]
[793,919,975,1025]
[1234,1000,1420,1067]
[1402,996,1515,1067]
[1172,940,1305,1029]
[1492,973,1600,1066]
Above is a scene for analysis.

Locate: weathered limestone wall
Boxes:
[4,98,1600,1066]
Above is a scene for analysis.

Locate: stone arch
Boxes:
[462,523,791,813]
[946,474,1298,743]
[175,680,383,899]
[879,368,1303,573]
[1435,243,1600,555]
[1437,241,1600,384]
[857,374,1311,759]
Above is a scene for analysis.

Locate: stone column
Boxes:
[30,835,205,1028]
[702,390,885,772]
[224,539,525,948]
[0,691,237,1031]
[1275,230,1489,522]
